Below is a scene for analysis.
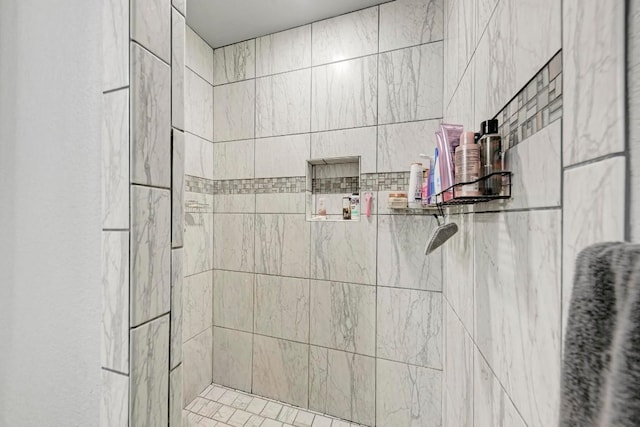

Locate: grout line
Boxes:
[131,40,171,68]
[101,366,129,377]
[130,182,172,191]
[562,152,626,171]
[185,64,213,87]
[130,311,171,331]
[103,85,130,95]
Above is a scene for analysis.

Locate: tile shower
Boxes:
[100,0,631,426]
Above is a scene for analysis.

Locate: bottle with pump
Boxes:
[477,119,503,195]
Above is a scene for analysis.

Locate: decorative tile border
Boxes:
[185,175,215,194]
[312,176,359,194]
[361,172,410,192]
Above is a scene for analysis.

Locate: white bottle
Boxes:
[350,193,360,219]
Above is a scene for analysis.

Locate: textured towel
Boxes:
[560,242,640,427]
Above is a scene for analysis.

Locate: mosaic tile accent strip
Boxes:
[185,175,214,195]
[312,176,360,194]
[361,172,410,192]
[497,51,563,148]
[211,177,307,195]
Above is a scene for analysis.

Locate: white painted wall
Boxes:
[0,0,102,425]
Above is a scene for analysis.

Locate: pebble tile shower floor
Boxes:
[184,384,369,427]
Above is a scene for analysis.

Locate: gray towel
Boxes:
[560,242,640,427]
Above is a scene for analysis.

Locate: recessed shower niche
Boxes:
[306,156,362,222]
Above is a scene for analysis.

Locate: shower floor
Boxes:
[184,383,368,427]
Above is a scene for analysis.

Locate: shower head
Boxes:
[424,221,458,256]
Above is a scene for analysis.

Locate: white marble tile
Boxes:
[443,55,474,126]
[377,287,442,369]
[377,119,440,173]
[103,0,128,90]
[310,127,376,174]
[256,25,311,77]
[255,214,310,278]
[184,210,213,276]
[214,194,256,214]
[213,327,253,393]
[131,43,172,187]
[172,0,185,16]
[170,249,183,369]
[255,134,310,178]
[474,210,561,427]
[312,7,378,66]
[214,39,256,85]
[183,327,213,406]
[213,270,254,332]
[254,274,310,342]
[102,89,129,229]
[443,214,474,332]
[311,56,377,132]
[130,314,170,427]
[378,42,443,125]
[252,335,309,408]
[100,370,128,427]
[130,185,171,327]
[185,132,213,179]
[443,303,472,427]
[213,214,255,272]
[131,0,171,63]
[102,231,129,373]
[563,0,625,165]
[310,216,377,285]
[631,1,640,242]
[170,365,183,427]
[256,69,311,138]
[476,0,498,39]
[309,347,375,426]
[309,280,375,356]
[474,350,526,427]
[442,0,475,106]
[185,69,214,142]
[256,193,306,214]
[376,358,442,427]
[214,79,255,142]
[379,0,444,53]
[212,139,255,180]
[474,0,560,123]
[183,270,213,341]
[172,9,185,130]
[172,129,185,248]
[562,157,626,334]
[377,215,442,291]
[186,26,213,84]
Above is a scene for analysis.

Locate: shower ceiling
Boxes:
[187,0,390,48]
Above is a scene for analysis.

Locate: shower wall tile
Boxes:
[130,44,171,187]
[444,58,474,126]
[102,89,129,229]
[102,231,129,373]
[442,0,474,104]
[213,79,255,142]
[476,0,499,38]
[130,185,171,327]
[183,211,213,276]
[169,365,183,427]
[310,127,376,174]
[379,0,444,52]
[213,39,255,85]
[255,214,310,278]
[254,275,310,342]
[309,280,375,356]
[172,129,185,248]
[185,132,213,179]
[213,327,253,393]
[214,194,256,213]
[183,270,213,341]
[377,215,442,291]
[377,287,442,369]
[563,0,624,165]
[256,25,311,77]
[377,119,440,173]
[376,358,442,427]
[562,157,626,333]
[213,270,254,332]
[129,314,169,427]
[172,9,185,130]
[443,214,474,331]
[474,210,561,427]
[255,134,310,178]
[378,42,443,125]
[130,0,171,63]
[311,7,378,66]
[213,214,255,272]
[172,0,185,16]
[310,217,377,285]
[213,139,255,180]
[252,335,309,408]
[308,346,375,426]
[170,249,183,368]
[183,327,213,405]
[443,303,473,427]
[103,0,128,90]
[256,193,306,214]
[101,370,128,427]
[186,26,213,84]
[256,68,311,138]
[185,69,214,141]
[311,55,377,132]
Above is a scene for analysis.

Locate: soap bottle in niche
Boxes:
[478,119,502,195]
[317,197,327,219]
[350,193,360,219]
[342,196,352,220]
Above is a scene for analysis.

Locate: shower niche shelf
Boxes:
[306,156,363,222]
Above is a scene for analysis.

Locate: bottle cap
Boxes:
[480,119,499,135]
[461,131,476,145]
